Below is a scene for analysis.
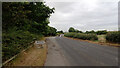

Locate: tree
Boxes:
[25,2,55,35]
[69,27,75,32]
[75,30,83,33]
[85,30,95,34]
[2,2,55,34]
[47,26,57,36]
[57,30,64,34]
[2,2,55,62]
[85,31,89,34]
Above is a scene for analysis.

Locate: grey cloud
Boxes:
[46,0,118,32]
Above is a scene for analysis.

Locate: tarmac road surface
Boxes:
[45,37,118,66]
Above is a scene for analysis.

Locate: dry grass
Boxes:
[97,35,106,43]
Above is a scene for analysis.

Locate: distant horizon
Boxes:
[56,27,119,32]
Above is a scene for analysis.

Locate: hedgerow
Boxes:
[64,33,75,37]
[106,31,120,43]
[64,33,98,41]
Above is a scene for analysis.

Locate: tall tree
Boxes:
[69,27,75,32]
[2,2,56,62]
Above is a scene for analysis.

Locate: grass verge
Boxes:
[4,39,47,66]
[65,36,120,47]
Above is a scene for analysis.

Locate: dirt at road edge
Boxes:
[4,42,47,66]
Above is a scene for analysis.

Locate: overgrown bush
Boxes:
[2,31,43,62]
[106,31,120,43]
[64,33,98,41]
[64,33,76,37]
[96,30,108,35]
[85,30,108,35]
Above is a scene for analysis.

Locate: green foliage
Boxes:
[68,27,76,32]
[85,30,95,34]
[85,30,107,35]
[57,30,64,35]
[96,30,107,35]
[2,2,55,62]
[45,26,57,36]
[2,2,55,35]
[64,33,98,41]
[106,31,120,43]
[64,33,76,37]
[2,31,43,61]
[68,27,83,33]
[75,30,83,33]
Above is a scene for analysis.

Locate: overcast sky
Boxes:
[45,0,119,32]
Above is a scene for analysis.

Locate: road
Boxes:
[45,37,118,66]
